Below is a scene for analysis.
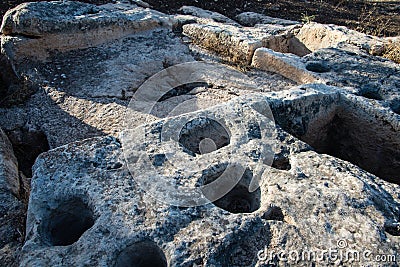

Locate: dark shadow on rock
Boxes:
[271,92,400,185]
[6,127,50,178]
[211,218,271,266]
[288,37,312,56]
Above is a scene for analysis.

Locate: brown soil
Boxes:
[1,0,399,37]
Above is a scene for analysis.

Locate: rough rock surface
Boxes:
[22,88,400,266]
[1,1,174,61]
[0,1,296,149]
[0,1,399,266]
[0,128,19,196]
[0,128,25,267]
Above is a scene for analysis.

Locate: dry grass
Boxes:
[355,6,394,37]
[383,42,400,64]
[353,4,400,64]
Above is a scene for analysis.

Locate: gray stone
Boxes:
[1,1,173,61]
[179,6,239,25]
[0,2,195,148]
[127,0,151,8]
[20,88,400,266]
[182,21,305,64]
[0,2,399,266]
[182,11,394,64]
[302,48,400,102]
[235,12,299,27]
[0,128,25,267]
[252,47,319,84]
[0,200,24,267]
[180,8,302,64]
[0,3,297,149]
[293,22,387,56]
[0,128,19,196]
[182,22,267,64]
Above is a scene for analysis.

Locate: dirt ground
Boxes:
[0,0,399,37]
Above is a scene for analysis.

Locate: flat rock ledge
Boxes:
[0,1,399,266]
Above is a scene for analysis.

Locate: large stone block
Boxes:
[252,47,319,84]
[1,1,173,61]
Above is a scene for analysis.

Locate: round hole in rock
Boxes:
[360,91,383,100]
[0,75,7,100]
[157,82,209,102]
[179,117,230,155]
[384,223,400,236]
[390,100,400,115]
[247,121,262,139]
[115,240,168,267]
[42,198,95,246]
[262,205,284,221]
[271,156,291,170]
[6,127,50,177]
[201,166,261,213]
[305,61,330,73]
[357,84,383,101]
[272,98,400,184]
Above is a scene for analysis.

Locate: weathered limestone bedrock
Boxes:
[182,10,396,80]
[0,2,399,266]
[0,128,25,267]
[0,1,173,61]
[0,128,20,197]
[252,46,400,102]
[182,20,301,65]
[178,6,239,25]
[22,89,400,266]
[182,11,392,65]
[0,1,196,148]
[1,2,398,148]
[0,2,295,150]
[251,48,319,84]
[267,84,400,185]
